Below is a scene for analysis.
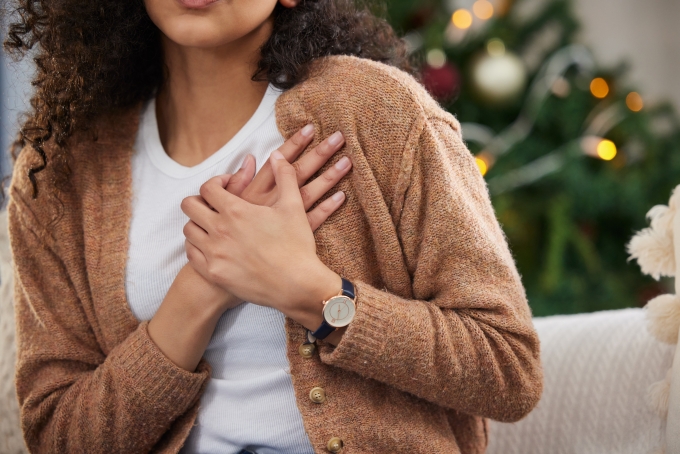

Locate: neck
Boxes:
[155,19,273,167]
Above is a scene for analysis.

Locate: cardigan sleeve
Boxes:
[8,195,210,453]
[318,115,543,423]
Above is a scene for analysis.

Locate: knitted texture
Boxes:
[487,309,673,454]
[8,55,542,453]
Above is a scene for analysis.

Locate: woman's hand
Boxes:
[181,150,344,322]
[149,126,350,370]
[199,124,351,229]
[182,125,350,312]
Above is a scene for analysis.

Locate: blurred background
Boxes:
[1,0,679,316]
[383,0,680,316]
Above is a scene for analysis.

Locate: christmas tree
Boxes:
[385,0,680,316]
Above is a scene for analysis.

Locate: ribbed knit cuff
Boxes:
[317,281,393,373]
[109,321,210,416]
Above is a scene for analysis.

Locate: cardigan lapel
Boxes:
[88,107,145,353]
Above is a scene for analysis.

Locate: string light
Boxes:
[463,45,632,193]
[486,38,505,57]
[426,49,447,69]
[475,151,495,176]
[551,77,571,98]
[473,0,494,20]
[626,92,644,112]
[596,139,617,160]
[581,136,617,161]
[590,78,609,98]
[476,157,488,175]
[452,9,473,29]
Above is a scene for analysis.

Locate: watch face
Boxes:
[323,296,356,328]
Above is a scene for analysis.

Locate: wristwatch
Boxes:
[309,278,357,341]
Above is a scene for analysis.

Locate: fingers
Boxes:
[278,123,316,160]
[180,195,218,231]
[185,238,209,276]
[183,220,210,250]
[248,124,316,194]
[307,191,346,231]
[198,176,253,219]
[270,150,304,208]
[292,131,345,186]
[199,176,240,214]
[225,155,255,196]
[213,174,233,189]
[299,156,352,211]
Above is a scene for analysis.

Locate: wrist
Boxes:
[181,264,240,314]
[304,263,343,309]
[282,261,341,331]
[148,265,231,372]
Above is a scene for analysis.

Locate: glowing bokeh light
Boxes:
[473,0,494,20]
[475,157,488,175]
[426,49,447,69]
[590,78,609,99]
[626,92,644,112]
[452,9,473,29]
[597,139,617,161]
[486,38,505,57]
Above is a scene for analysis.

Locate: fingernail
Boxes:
[328,131,344,146]
[332,191,345,202]
[240,156,250,169]
[301,124,314,137]
[335,156,351,170]
[271,150,285,160]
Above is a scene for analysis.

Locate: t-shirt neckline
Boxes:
[140,84,281,179]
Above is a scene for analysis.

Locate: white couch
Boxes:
[488,309,675,454]
[0,210,24,454]
[1,202,679,453]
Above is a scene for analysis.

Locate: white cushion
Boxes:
[488,308,675,454]
[0,209,26,453]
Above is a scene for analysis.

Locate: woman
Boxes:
[6,0,543,453]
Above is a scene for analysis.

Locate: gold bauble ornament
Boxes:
[470,41,527,104]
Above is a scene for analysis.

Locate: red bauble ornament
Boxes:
[422,62,461,102]
[406,7,436,30]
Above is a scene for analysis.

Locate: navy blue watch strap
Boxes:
[341,278,355,299]
[311,320,335,340]
[311,278,355,340]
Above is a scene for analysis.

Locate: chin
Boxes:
[145,0,277,50]
[162,17,240,48]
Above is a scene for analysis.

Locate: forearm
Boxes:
[315,281,543,422]
[9,203,216,452]
[15,287,212,453]
[149,264,239,371]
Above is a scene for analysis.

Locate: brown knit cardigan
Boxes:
[8,55,543,454]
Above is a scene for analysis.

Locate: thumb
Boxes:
[214,174,233,189]
[226,155,256,196]
[270,150,302,206]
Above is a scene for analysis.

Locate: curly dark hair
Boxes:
[2,0,412,201]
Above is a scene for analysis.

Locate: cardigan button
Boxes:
[326,437,343,452]
[309,387,326,404]
[299,343,316,358]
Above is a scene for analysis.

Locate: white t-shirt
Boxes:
[125,85,315,454]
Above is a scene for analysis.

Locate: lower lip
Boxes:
[177,0,219,9]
